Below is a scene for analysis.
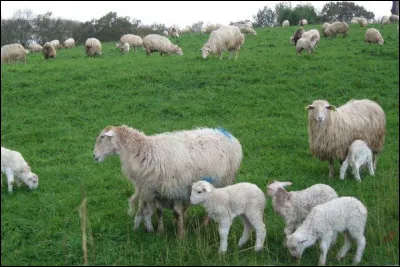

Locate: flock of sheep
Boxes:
[0,16,395,266]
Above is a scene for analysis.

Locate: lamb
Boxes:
[142,34,183,56]
[302,29,320,44]
[85,38,102,57]
[296,33,319,55]
[93,125,242,237]
[305,99,386,177]
[266,181,338,236]
[42,42,56,59]
[340,140,374,182]
[234,23,257,35]
[50,40,62,49]
[365,28,384,45]
[1,43,26,64]
[201,25,244,60]
[291,27,304,45]
[116,42,130,53]
[28,43,43,52]
[323,21,349,38]
[63,38,75,48]
[190,181,266,253]
[286,197,367,266]
[119,34,143,51]
[1,147,39,193]
[282,20,290,27]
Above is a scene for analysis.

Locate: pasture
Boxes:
[1,23,399,266]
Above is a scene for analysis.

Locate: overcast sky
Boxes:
[1,1,394,27]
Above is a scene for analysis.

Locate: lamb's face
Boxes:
[305,100,336,124]
[190,181,211,205]
[377,37,384,45]
[286,233,305,259]
[93,128,119,162]
[20,169,39,190]
[266,181,291,197]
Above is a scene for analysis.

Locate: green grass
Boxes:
[1,23,398,266]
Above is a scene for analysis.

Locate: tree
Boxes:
[320,2,375,23]
[275,2,292,25]
[391,1,399,15]
[253,6,276,27]
[292,4,319,24]
[191,21,204,32]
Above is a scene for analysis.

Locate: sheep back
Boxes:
[85,38,102,56]
[120,34,143,49]
[142,34,183,55]
[202,25,244,55]
[1,43,26,64]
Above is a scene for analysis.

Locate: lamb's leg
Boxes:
[337,231,353,261]
[218,219,232,253]
[353,234,366,264]
[339,158,349,180]
[173,200,185,238]
[328,159,335,177]
[318,234,334,266]
[143,202,155,232]
[128,192,139,216]
[372,153,378,171]
[5,169,15,193]
[352,163,362,182]
[134,200,146,231]
[156,201,164,233]
[238,216,251,248]
[367,160,375,177]
[246,212,266,252]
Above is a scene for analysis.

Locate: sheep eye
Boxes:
[197,191,202,194]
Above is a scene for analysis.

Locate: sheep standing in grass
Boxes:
[291,27,304,45]
[286,197,367,266]
[389,14,399,23]
[116,43,130,54]
[43,42,56,59]
[381,15,390,25]
[302,29,320,45]
[1,43,26,64]
[50,40,62,49]
[85,38,102,57]
[1,147,39,193]
[282,20,290,27]
[323,22,349,38]
[203,24,222,34]
[190,181,266,253]
[234,23,257,35]
[119,34,143,51]
[93,125,242,237]
[29,43,43,52]
[321,22,330,33]
[306,99,386,177]
[299,19,308,26]
[352,17,368,27]
[201,25,244,60]
[267,181,338,236]
[142,34,183,56]
[365,28,384,45]
[340,140,374,182]
[296,34,319,55]
[64,38,75,48]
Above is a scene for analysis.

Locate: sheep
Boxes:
[389,14,399,23]
[365,28,384,45]
[85,38,102,57]
[116,42,130,53]
[286,197,367,266]
[119,34,143,51]
[142,34,183,56]
[203,24,222,34]
[181,26,191,34]
[201,25,244,60]
[302,29,320,45]
[321,22,330,32]
[299,19,308,26]
[1,147,39,193]
[323,21,349,38]
[282,20,290,27]
[350,19,359,24]
[291,27,304,45]
[25,49,30,55]
[296,33,319,55]
[352,17,368,27]
[42,42,56,59]
[28,43,43,52]
[266,181,338,236]
[190,181,266,253]
[63,38,75,48]
[50,40,62,49]
[93,125,243,237]
[340,140,374,182]
[162,30,169,36]
[305,99,386,177]
[234,23,257,35]
[290,36,295,45]
[1,43,26,64]
[381,15,391,25]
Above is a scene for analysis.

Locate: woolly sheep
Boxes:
[50,40,62,49]
[28,43,43,52]
[142,34,183,56]
[93,125,242,237]
[352,17,368,27]
[63,38,75,48]
[302,29,320,44]
[305,99,386,177]
[190,181,266,253]
[1,147,39,192]
[381,15,390,25]
[267,181,338,236]
[282,20,290,27]
[286,197,367,266]
[234,23,257,35]
[181,26,191,34]
[321,22,330,32]
[350,19,359,24]
[119,34,143,51]
[296,34,319,55]
[291,27,304,45]
[323,22,349,38]
[116,42,130,53]
[340,140,374,182]
[203,24,222,34]
[201,25,244,60]
[25,49,30,55]
[365,28,384,45]
[1,43,26,64]
[162,30,169,36]
[43,42,56,59]
[389,14,399,23]
[85,38,102,57]
[299,19,308,26]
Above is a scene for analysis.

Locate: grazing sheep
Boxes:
[93,125,242,237]
[142,34,183,56]
[350,19,359,24]
[305,99,386,177]
[190,181,266,253]
[352,17,368,27]
[116,42,130,53]
[85,38,102,57]
[201,25,244,60]
[267,181,338,236]
[365,28,384,45]
[24,49,30,55]
[234,23,257,35]
[50,40,62,49]
[203,24,222,34]
[321,22,330,32]
[162,30,169,36]
[119,34,143,51]
[1,43,26,64]
[286,197,367,266]
[171,31,180,38]
[28,43,43,52]
[42,42,56,59]
[282,20,290,27]
[302,29,320,45]
[381,15,391,25]
[389,14,399,23]
[291,27,305,45]
[1,147,39,192]
[340,140,374,182]
[296,34,319,55]
[63,38,75,48]
[299,19,308,26]
[323,22,349,38]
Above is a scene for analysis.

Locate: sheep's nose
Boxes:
[317,116,324,122]
[93,154,98,161]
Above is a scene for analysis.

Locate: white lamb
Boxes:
[282,20,290,27]
[381,15,390,25]
[364,28,384,45]
[116,42,130,53]
[302,29,320,45]
[1,147,39,192]
[267,181,338,236]
[64,38,75,48]
[286,197,367,266]
[296,33,319,55]
[190,181,266,253]
[340,140,374,182]
[85,38,102,57]
[142,34,183,56]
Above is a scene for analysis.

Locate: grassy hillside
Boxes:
[1,23,399,266]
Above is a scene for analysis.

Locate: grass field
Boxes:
[1,23,399,266]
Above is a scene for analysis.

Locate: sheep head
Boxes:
[173,45,183,56]
[201,45,211,59]
[190,180,213,205]
[93,126,120,162]
[20,166,39,190]
[286,232,307,259]
[266,180,292,197]
[306,100,336,125]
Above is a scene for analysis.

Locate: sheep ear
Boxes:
[305,105,315,110]
[282,182,292,188]
[327,105,336,111]
[104,130,116,137]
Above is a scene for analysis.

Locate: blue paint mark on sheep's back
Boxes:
[201,176,214,184]
[216,127,233,139]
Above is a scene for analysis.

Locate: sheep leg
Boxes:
[318,236,332,266]
[337,231,353,261]
[128,192,140,216]
[353,234,366,264]
[5,169,14,193]
[247,213,266,252]
[134,201,147,231]
[372,153,378,171]
[218,219,232,253]
[328,160,335,177]
[202,215,211,226]
[156,203,164,233]
[143,202,155,232]
[352,163,362,182]
[367,161,375,177]
[173,201,185,238]
[339,158,349,180]
[238,216,251,248]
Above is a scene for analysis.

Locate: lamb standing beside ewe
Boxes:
[306,99,386,177]
[85,38,102,57]
[142,34,183,56]
[286,197,367,266]
[119,34,143,51]
[365,28,384,45]
[1,147,39,192]
[116,43,130,53]
[43,42,56,59]
[190,181,266,253]
[1,43,26,64]
[340,140,374,182]
[267,181,338,236]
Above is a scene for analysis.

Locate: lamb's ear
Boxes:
[282,181,292,188]
[104,130,116,137]
[326,105,337,111]
[305,105,315,110]
[203,183,212,192]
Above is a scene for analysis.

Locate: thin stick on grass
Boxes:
[78,197,88,266]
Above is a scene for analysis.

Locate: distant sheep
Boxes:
[306,99,386,177]
[340,140,374,182]
[296,34,319,55]
[381,15,390,25]
[323,22,349,38]
[85,38,102,57]
[352,17,368,27]
[119,34,143,51]
[299,19,308,26]
[267,181,338,236]
[1,43,26,64]
[201,25,244,60]
[234,23,257,35]
[291,27,304,45]
[1,146,39,192]
[190,181,266,253]
[282,20,290,27]
[28,43,43,52]
[350,19,359,24]
[203,24,222,34]
[286,197,367,266]
[365,28,384,45]
[142,34,183,56]
[50,40,62,49]
[163,30,169,36]
[64,38,75,48]
[43,42,56,59]
[389,14,399,23]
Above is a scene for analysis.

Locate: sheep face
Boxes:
[377,36,384,45]
[190,181,212,205]
[306,100,336,124]
[266,180,291,197]
[20,168,39,190]
[174,46,183,56]
[201,46,211,59]
[93,128,119,162]
[286,233,306,259]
